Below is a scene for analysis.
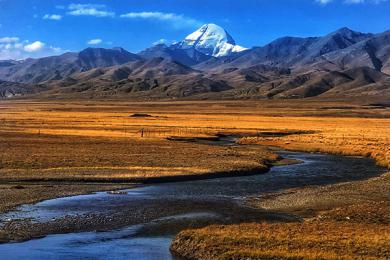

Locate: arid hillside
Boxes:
[1,27,389,100]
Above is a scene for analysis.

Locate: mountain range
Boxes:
[0,23,389,101]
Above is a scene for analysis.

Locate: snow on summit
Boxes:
[175,24,247,57]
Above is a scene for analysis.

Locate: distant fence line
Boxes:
[131,126,218,138]
[0,118,388,144]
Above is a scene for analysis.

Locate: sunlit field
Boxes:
[1,99,389,258]
[1,100,389,173]
[2,0,390,257]
[171,221,390,259]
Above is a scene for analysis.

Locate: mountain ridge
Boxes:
[0,24,389,101]
[172,23,247,57]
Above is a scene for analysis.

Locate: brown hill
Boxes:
[0,27,389,101]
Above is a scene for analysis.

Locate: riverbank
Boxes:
[171,170,390,259]
[0,131,278,183]
[0,183,134,214]
[1,100,389,258]
[0,142,292,243]
[1,150,384,249]
[0,131,286,215]
[238,127,390,168]
[171,221,390,259]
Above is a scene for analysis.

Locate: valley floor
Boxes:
[0,99,389,258]
[171,172,390,259]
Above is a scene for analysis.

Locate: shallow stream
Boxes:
[0,144,386,259]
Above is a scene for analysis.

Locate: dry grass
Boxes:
[238,118,390,168]
[171,172,390,259]
[250,172,390,222]
[0,100,289,212]
[171,222,390,260]
[1,100,390,257]
[0,131,274,182]
[1,100,388,182]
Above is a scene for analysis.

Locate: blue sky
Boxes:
[0,0,389,60]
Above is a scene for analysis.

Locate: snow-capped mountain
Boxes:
[173,23,247,57]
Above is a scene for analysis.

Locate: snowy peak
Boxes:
[175,23,247,57]
[185,23,236,46]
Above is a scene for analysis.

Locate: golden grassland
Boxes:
[1,100,388,178]
[172,172,390,259]
[0,131,275,182]
[250,171,390,222]
[1,99,390,258]
[171,221,390,260]
[0,100,388,198]
[238,120,390,168]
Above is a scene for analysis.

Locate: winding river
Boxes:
[0,147,387,259]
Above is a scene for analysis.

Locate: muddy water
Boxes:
[0,149,387,259]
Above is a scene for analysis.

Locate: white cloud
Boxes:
[87,38,102,45]
[153,39,167,45]
[3,44,13,50]
[24,41,45,52]
[0,37,20,43]
[121,12,177,20]
[316,0,333,4]
[49,46,62,53]
[14,43,24,49]
[68,4,115,17]
[0,37,63,60]
[43,14,62,20]
[120,11,201,28]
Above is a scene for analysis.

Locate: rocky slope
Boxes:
[0,25,389,100]
[0,48,140,84]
